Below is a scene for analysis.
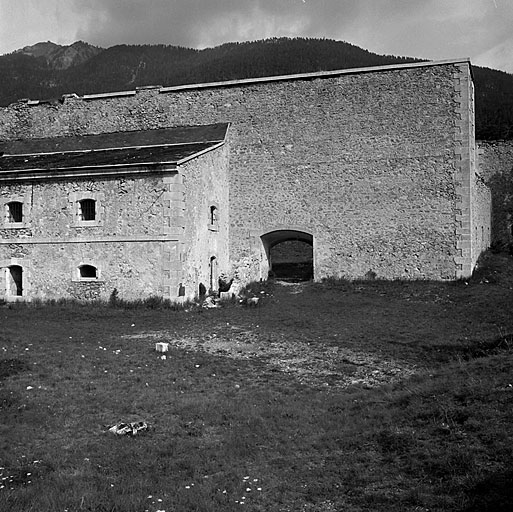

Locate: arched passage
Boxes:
[261,230,313,281]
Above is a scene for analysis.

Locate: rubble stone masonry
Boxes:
[478,140,513,251]
[0,60,486,285]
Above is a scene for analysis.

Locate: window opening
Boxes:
[8,202,23,223]
[8,265,23,296]
[210,206,218,225]
[80,199,96,221]
[79,265,97,279]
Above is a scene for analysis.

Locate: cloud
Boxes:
[474,36,513,73]
[71,0,316,49]
[0,0,80,51]
[1,0,513,72]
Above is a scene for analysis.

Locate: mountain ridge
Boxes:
[15,41,103,69]
[1,37,512,140]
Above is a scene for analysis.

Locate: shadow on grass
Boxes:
[0,358,30,381]
[463,469,513,511]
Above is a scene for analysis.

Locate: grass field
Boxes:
[1,251,513,512]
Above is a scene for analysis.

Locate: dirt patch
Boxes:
[123,327,417,389]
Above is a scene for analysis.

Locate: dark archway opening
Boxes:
[261,230,313,282]
[8,265,23,296]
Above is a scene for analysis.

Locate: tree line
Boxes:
[0,38,511,140]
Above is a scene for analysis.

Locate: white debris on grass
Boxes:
[107,421,149,436]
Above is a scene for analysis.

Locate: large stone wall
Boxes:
[0,60,481,282]
[180,144,229,297]
[478,140,513,251]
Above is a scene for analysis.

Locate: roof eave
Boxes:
[0,162,179,182]
[0,140,226,181]
[176,140,225,165]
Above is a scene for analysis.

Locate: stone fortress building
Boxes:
[0,57,508,302]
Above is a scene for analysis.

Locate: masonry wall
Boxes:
[0,170,184,301]
[179,144,229,297]
[0,62,479,282]
[478,140,513,251]
[471,175,492,267]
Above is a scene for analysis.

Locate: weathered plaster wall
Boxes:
[180,144,230,297]
[478,140,513,251]
[0,171,183,301]
[0,61,480,282]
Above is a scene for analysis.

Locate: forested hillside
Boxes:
[0,37,512,140]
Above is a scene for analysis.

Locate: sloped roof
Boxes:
[1,123,228,155]
[0,123,228,181]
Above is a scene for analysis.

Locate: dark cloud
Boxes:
[3,1,512,71]
[69,0,513,63]
[71,0,320,49]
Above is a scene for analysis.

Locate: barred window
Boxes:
[7,202,23,223]
[79,199,96,221]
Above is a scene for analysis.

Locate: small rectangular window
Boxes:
[8,202,23,223]
[80,199,96,221]
[208,205,219,231]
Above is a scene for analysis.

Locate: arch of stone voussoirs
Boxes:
[260,228,313,250]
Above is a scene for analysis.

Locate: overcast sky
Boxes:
[1,0,512,72]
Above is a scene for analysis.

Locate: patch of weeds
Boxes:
[462,334,512,359]
[421,446,477,481]
[0,358,30,381]
[375,427,412,456]
[319,276,355,290]
[239,279,274,297]
[112,294,195,310]
[439,334,513,362]
[469,251,513,286]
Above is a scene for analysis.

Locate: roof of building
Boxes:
[1,123,228,155]
[0,123,228,181]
